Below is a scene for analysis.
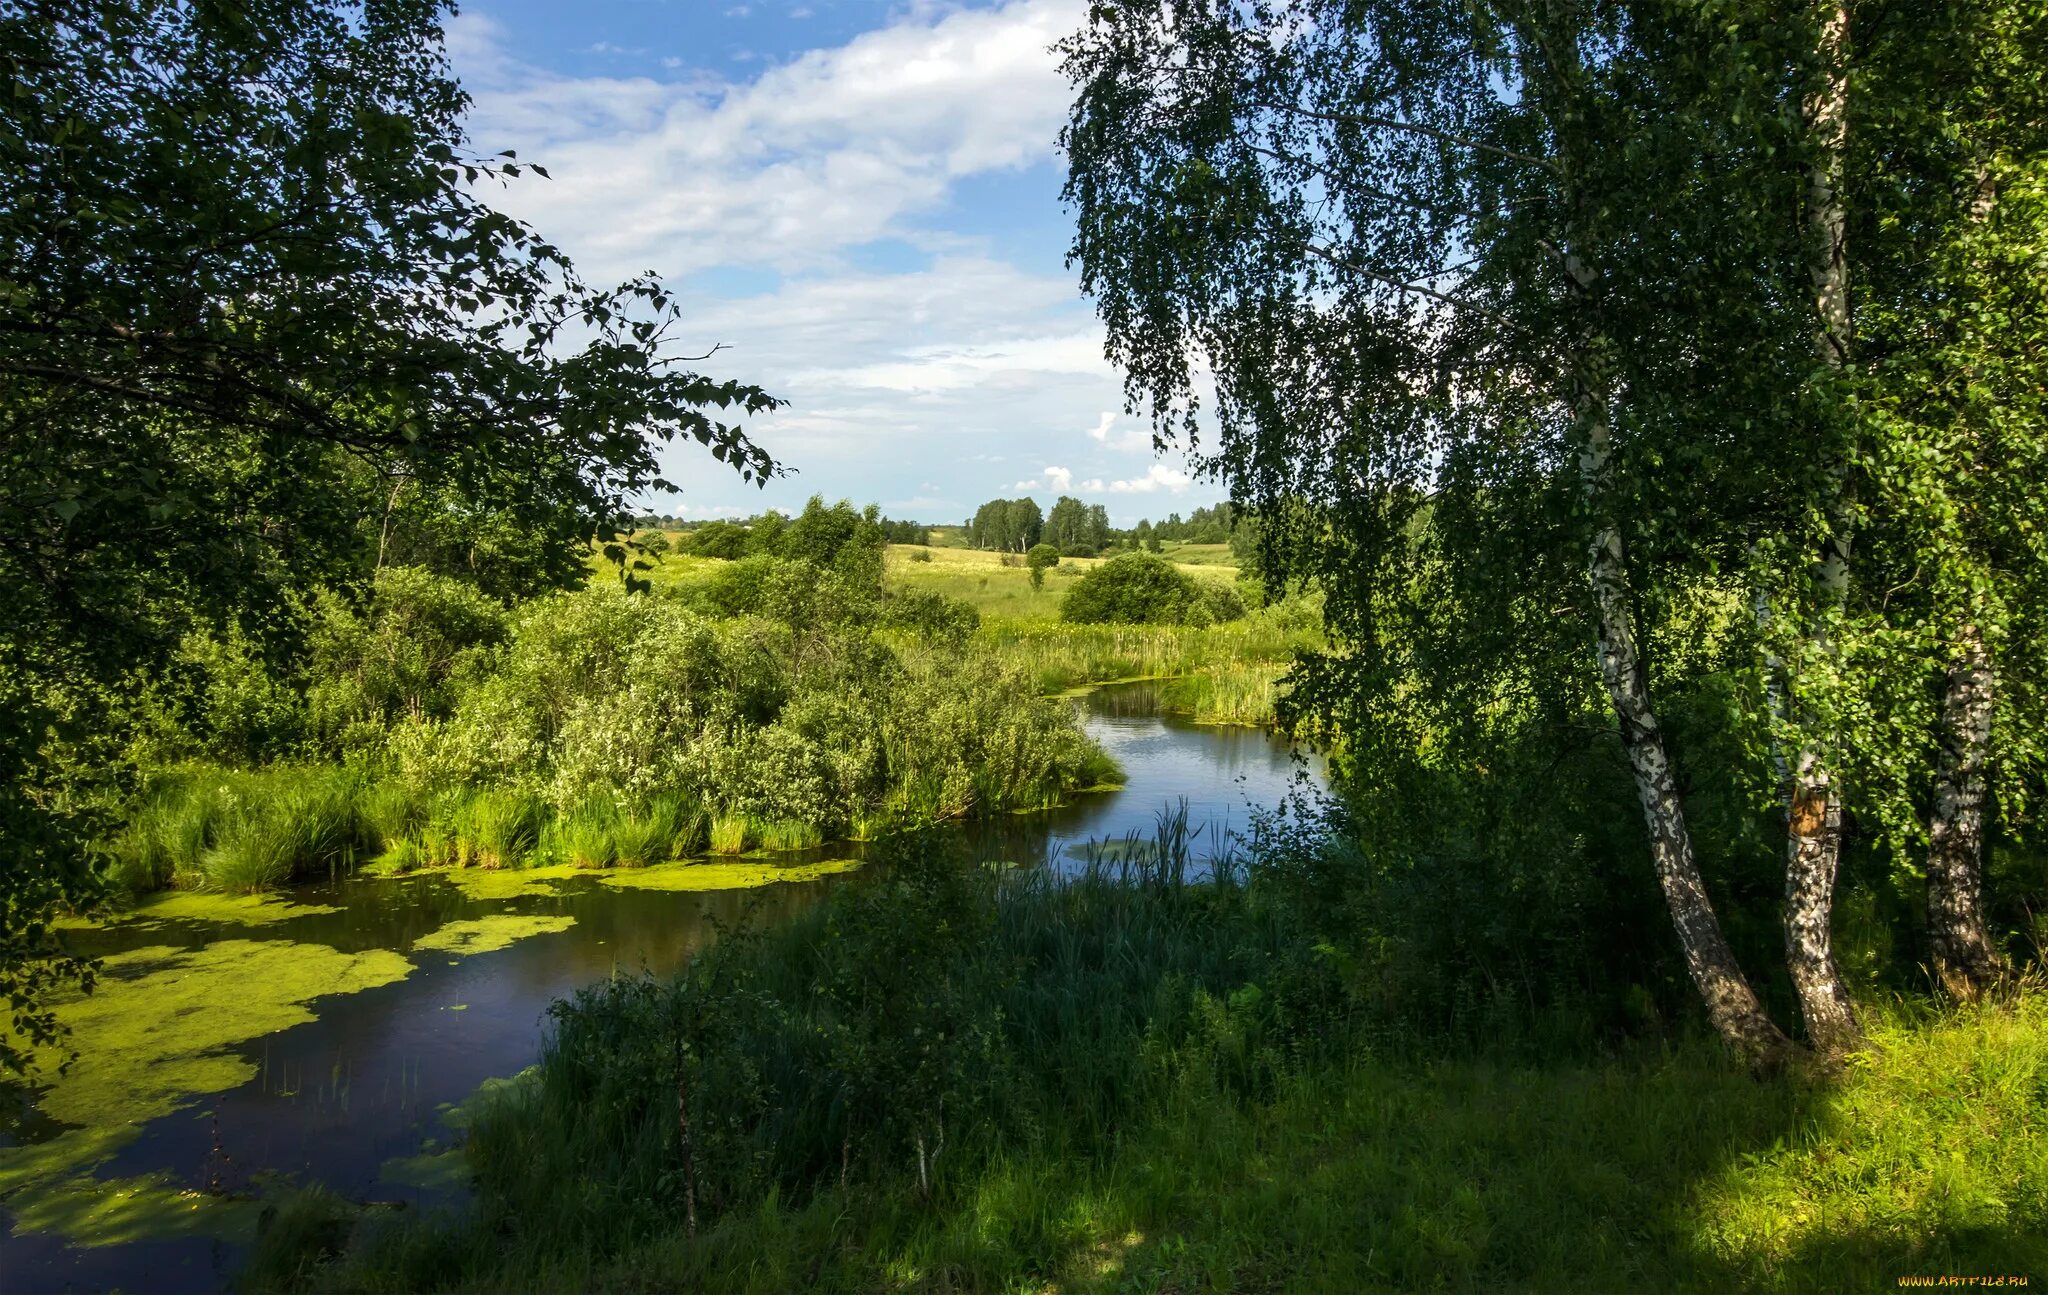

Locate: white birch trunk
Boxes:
[1571,338,1791,1066]
[1784,0,1863,1057]
[1927,626,2004,998]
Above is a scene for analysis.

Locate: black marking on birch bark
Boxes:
[1927,625,2004,999]
[1782,0,1863,1057]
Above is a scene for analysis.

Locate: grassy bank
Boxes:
[95,557,1123,904]
[271,831,2046,1293]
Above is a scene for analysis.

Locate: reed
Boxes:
[708,814,750,855]
[755,819,823,852]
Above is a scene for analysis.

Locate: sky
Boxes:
[448,0,1223,525]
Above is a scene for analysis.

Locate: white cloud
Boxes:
[1084,410,1153,452]
[1095,464,1192,494]
[452,0,1085,284]
[1018,465,1075,492]
[443,1,1225,521]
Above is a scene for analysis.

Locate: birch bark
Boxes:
[1922,169,2008,1001]
[1926,632,2005,1001]
[1567,320,1792,1066]
[1783,0,1863,1056]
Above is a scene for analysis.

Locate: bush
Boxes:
[306,566,507,753]
[682,521,751,560]
[882,589,980,646]
[1060,552,1244,627]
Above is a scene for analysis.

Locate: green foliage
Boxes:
[1061,552,1244,627]
[1025,543,1060,592]
[0,0,779,1069]
[307,568,508,754]
[965,497,1044,552]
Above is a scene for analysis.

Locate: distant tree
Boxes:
[1004,498,1044,553]
[1086,504,1111,552]
[1026,543,1061,591]
[1043,496,1089,551]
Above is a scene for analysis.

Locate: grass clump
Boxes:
[547,800,615,870]
[754,819,822,852]
[707,815,749,856]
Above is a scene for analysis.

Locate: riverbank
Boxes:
[1,684,1321,1290]
[273,837,2048,1294]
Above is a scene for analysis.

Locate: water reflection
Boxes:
[0,682,1322,1292]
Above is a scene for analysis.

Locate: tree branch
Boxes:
[1249,100,1561,173]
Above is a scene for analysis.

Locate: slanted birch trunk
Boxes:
[1536,10,1792,1064]
[1783,0,1863,1057]
[1927,626,2005,998]
[1567,323,1792,1066]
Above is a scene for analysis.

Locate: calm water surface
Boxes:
[0,682,1321,1293]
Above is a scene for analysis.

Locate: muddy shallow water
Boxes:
[0,682,1322,1293]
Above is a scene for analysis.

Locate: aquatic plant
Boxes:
[461,789,542,869]
[608,810,669,869]
[549,799,616,870]
[708,815,750,856]
[754,819,822,853]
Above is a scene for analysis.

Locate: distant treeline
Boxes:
[647,503,931,555]
[639,497,1246,562]
[964,497,1241,557]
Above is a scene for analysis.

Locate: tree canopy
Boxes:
[0,0,780,1069]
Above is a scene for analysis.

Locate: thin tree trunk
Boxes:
[1536,11,1789,1066]
[1570,335,1793,1067]
[1927,623,2004,998]
[1783,0,1863,1057]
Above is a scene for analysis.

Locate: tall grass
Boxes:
[293,830,2048,1294]
[708,814,749,855]
[109,765,375,894]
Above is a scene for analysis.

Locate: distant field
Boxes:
[1161,541,1236,565]
[885,542,1237,622]
[604,535,1249,640]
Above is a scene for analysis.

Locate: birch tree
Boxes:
[1844,0,2048,1000]
[1062,0,1804,1061]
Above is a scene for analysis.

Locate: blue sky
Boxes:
[448,0,1222,524]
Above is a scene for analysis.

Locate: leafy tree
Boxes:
[0,0,777,1070]
[1062,0,2048,1060]
[1026,543,1060,591]
[966,497,1044,552]
[1062,0,1818,1061]
[1042,496,1090,552]
[1061,553,1240,627]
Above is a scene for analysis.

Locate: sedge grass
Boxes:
[708,815,750,855]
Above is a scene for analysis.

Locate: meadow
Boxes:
[637,535,1316,728]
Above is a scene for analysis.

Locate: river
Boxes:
[0,681,1322,1292]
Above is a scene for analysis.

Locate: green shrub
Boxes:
[1060,552,1243,627]
[307,567,508,752]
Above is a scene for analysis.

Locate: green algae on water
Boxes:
[411,914,575,957]
[0,938,411,1244]
[429,863,584,901]
[596,858,862,891]
[56,890,342,932]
